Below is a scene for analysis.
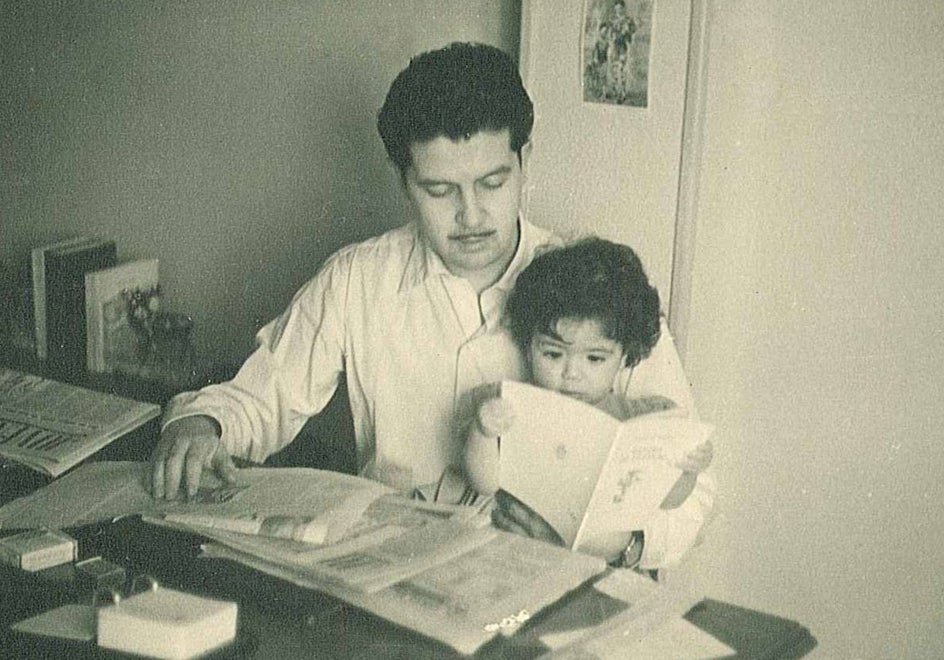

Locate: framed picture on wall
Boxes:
[581,0,654,107]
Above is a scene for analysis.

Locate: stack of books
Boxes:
[29,236,162,377]
[31,237,117,377]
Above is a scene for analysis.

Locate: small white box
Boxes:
[97,586,237,659]
[0,528,77,571]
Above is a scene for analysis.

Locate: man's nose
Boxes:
[456,189,485,228]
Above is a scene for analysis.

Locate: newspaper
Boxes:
[0,460,608,654]
[0,368,159,476]
[149,494,490,594]
[0,462,389,531]
[203,527,605,655]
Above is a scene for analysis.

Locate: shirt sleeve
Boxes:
[614,316,715,568]
[639,470,716,570]
[162,251,350,463]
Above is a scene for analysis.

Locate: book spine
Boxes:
[31,248,48,360]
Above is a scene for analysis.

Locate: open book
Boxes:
[498,381,714,555]
[0,369,159,477]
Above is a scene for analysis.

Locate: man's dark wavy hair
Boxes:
[377,42,534,174]
[507,237,661,368]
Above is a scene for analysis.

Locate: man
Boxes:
[150,42,709,570]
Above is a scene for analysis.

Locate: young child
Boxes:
[463,237,713,568]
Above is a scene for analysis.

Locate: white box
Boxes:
[97,587,237,659]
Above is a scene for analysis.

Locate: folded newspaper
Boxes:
[0,368,159,477]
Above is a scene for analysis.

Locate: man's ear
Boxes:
[519,140,533,176]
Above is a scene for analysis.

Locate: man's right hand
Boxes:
[150,415,238,500]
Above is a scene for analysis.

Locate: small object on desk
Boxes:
[0,528,77,571]
[96,581,238,660]
[11,603,97,642]
[75,555,127,595]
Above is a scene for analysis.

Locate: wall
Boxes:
[519,0,692,308]
[1,0,520,367]
[680,2,944,656]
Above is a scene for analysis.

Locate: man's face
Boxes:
[403,129,524,292]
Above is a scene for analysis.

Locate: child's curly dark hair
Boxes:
[506,237,661,368]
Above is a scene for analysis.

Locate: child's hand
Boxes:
[476,397,515,437]
[676,439,714,474]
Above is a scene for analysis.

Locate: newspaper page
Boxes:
[0,368,159,476]
[203,527,606,655]
[0,461,391,532]
[151,494,489,593]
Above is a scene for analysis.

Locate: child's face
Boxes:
[527,317,626,407]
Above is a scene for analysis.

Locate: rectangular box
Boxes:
[97,587,238,659]
[0,528,77,572]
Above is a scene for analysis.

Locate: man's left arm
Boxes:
[615,317,717,568]
[616,317,696,419]
[638,470,716,570]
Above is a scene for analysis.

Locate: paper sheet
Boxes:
[11,604,96,642]
[160,496,492,593]
[0,461,391,531]
[203,528,605,656]
[0,368,159,476]
[539,572,707,659]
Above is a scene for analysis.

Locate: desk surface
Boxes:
[0,515,816,659]
[0,359,816,658]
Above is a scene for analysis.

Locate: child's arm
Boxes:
[462,397,515,495]
[661,439,714,509]
[620,395,713,510]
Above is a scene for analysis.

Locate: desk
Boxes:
[0,360,816,658]
[0,515,816,659]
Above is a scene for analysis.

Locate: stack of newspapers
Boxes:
[0,462,606,655]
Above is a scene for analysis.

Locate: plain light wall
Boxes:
[1,1,520,367]
[681,2,944,656]
[519,0,693,309]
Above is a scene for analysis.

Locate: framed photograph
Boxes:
[581,0,654,107]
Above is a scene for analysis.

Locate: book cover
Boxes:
[31,236,95,360]
[497,381,714,554]
[43,238,117,377]
[85,259,160,373]
[0,368,160,477]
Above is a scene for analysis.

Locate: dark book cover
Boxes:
[43,239,117,379]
